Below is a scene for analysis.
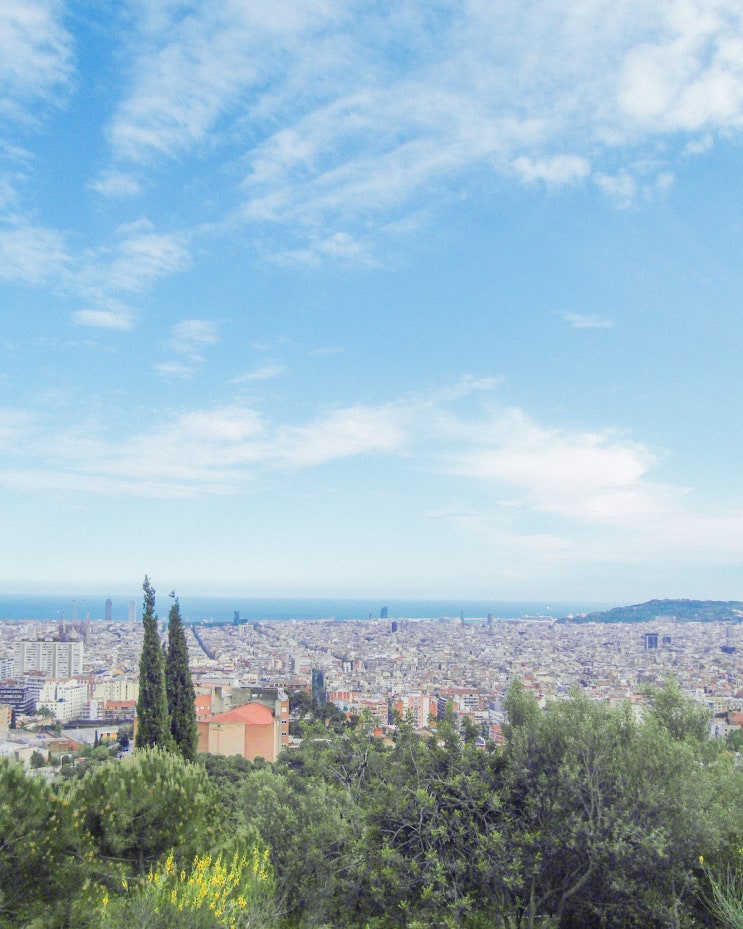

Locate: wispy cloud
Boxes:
[155,319,220,378]
[0,215,192,330]
[82,1,742,252]
[107,223,191,292]
[88,170,142,199]
[231,365,287,384]
[0,219,70,286]
[152,360,196,380]
[5,378,743,574]
[0,382,676,523]
[107,2,339,162]
[0,0,73,111]
[562,312,614,330]
[168,319,219,355]
[72,307,134,331]
[512,155,591,186]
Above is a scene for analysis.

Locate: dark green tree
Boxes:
[75,748,222,879]
[0,758,94,927]
[134,576,171,750]
[165,592,198,762]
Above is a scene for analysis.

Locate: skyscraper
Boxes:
[105,598,112,622]
[129,600,136,623]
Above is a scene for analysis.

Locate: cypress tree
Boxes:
[165,592,198,761]
[135,576,171,750]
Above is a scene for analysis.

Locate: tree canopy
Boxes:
[3,679,743,929]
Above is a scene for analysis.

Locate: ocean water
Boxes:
[0,594,607,624]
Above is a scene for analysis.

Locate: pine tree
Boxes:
[135,576,171,750]
[165,592,198,761]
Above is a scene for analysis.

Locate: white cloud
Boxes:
[80,0,743,253]
[155,319,220,377]
[108,227,191,292]
[0,0,72,106]
[153,361,196,379]
[88,170,142,198]
[276,405,408,467]
[594,169,638,207]
[5,380,743,583]
[0,384,665,528]
[512,154,591,185]
[443,406,672,525]
[617,2,743,133]
[562,312,614,329]
[231,365,287,383]
[0,220,70,285]
[72,308,134,331]
[169,319,219,355]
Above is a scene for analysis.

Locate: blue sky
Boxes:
[2,0,743,603]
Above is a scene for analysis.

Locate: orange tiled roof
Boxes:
[203,702,274,726]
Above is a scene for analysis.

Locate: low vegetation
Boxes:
[2,679,743,929]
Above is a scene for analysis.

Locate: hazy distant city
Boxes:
[3,608,742,751]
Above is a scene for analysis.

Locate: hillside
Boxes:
[558,598,743,623]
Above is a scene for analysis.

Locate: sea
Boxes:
[0,595,608,624]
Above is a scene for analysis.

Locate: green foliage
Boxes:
[4,677,743,929]
[0,758,93,928]
[727,729,743,752]
[644,675,712,744]
[134,577,171,751]
[359,719,503,927]
[287,688,352,736]
[166,593,198,761]
[703,861,743,929]
[74,748,222,879]
[237,764,362,926]
[502,677,540,737]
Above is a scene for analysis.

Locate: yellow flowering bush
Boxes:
[97,843,276,929]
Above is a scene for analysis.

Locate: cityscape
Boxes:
[3,604,743,765]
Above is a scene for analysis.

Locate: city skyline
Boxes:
[3,2,743,601]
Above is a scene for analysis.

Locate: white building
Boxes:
[38,679,89,722]
[91,677,139,703]
[13,641,84,678]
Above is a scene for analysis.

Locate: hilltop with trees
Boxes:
[560,598,743,624]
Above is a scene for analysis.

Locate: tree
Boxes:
[0,758,93,927]
[238,764,362,927]
[75,748,222,879]
[165,592,198,762]
[134,576,171,750]
[644,675,711,744]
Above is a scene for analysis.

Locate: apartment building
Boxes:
[13,641,84,678]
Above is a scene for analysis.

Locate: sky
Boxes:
[2,0,743,604]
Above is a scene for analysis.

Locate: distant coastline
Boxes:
[0,595,608,624]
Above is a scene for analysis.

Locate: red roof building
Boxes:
[196,701,281,762]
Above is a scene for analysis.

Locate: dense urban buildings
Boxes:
[1,609,743,761]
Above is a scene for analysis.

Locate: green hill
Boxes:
[558,598,743,623]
